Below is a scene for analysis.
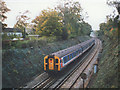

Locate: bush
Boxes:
[2,36,91,88]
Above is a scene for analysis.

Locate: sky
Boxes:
[4,0,118,30]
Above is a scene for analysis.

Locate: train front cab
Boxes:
[44,55,61,71]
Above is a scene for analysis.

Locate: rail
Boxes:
[23,38,102,89]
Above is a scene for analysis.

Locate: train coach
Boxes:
[44,38,95,71]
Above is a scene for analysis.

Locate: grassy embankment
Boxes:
[2,36,90,88]
[90,36,119,88]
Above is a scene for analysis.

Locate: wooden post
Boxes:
[83,79,85,90]
[81,73,87,90]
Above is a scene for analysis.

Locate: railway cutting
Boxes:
[24,38,102,89]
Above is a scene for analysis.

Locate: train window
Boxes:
[73,52,75,57]
[69,54,71,60]
[82,47,84,50]
[46,59,48,63]
[63,56,68,63]
[68,55,69,60]
[80,48,82,53]
[79,49,80,53]
[75,52,77,56]
[70,54,72,59]
[68,55,70,60]
[63,57,65,63]
[76,51,77,55]
[71,53,73,58]
[73,53,74,57]
[83,46,85,50]
[56,59,58,63]
[76,51,78,55]
[74,52,76,56]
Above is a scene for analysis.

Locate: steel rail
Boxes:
[23,72,50,89]
[69,39,100,89]
[49,39,99,89]
[26,39,100,89]
[33,40,96,89]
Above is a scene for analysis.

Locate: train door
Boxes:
[60,60,63,68]
[55,56,60,71]
[44,56,48,70]
[48,58,54,70]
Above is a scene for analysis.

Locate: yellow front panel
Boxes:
[49,58,54,70]
[44,56,48,70]
[44,55,60,71]
[54,56,60,71]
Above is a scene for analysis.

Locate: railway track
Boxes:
[24,38,102,89]
[66,39,101,88]
[49,39,101,89]
[24,72,50,88]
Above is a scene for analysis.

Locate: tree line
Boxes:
[1,0,92,40]
[97,0,119,40]
[31,1,92,40]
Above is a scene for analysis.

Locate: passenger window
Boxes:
[68,55,69,60]
[46,59,48,63]
[73,53,75,57]
[74,52,76,56]
[70,54,72,59]
[72,53,74,58]
[56,59,58,63]
[64,57,68,63]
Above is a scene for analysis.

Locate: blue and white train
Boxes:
[44,38,95,71]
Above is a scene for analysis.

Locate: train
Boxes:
[44,38,95,72]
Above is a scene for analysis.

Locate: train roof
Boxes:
[50,38,95,58]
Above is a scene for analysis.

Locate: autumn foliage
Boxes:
[32,1,92,40]
[32,9,63,38]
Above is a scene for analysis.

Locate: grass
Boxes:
[2,36,90,88]
[89,36,119,88]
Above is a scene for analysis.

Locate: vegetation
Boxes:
[89,0,119,88]
[1,0,93,88]
[90,36,118,88]
[32,9,63,39]
[0,0,10,28]
[14,10,30,38]
[31,1,92,40]
[2,36,90,88]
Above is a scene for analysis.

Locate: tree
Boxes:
[99,15,119,40]
[32,9,63,38]
[0,0,10,28]
[14,10,30,38]
[56,1,83,37]
[107,0,120,14]
[80,22,92,36]
[32,1,92,39]
[56,0,92,37]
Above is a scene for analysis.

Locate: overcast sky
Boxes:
[4,0,118,30]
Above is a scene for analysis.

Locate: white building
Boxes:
[3,28,22,37]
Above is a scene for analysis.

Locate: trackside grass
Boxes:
[2,36,90,88]
[89,36,118,88]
